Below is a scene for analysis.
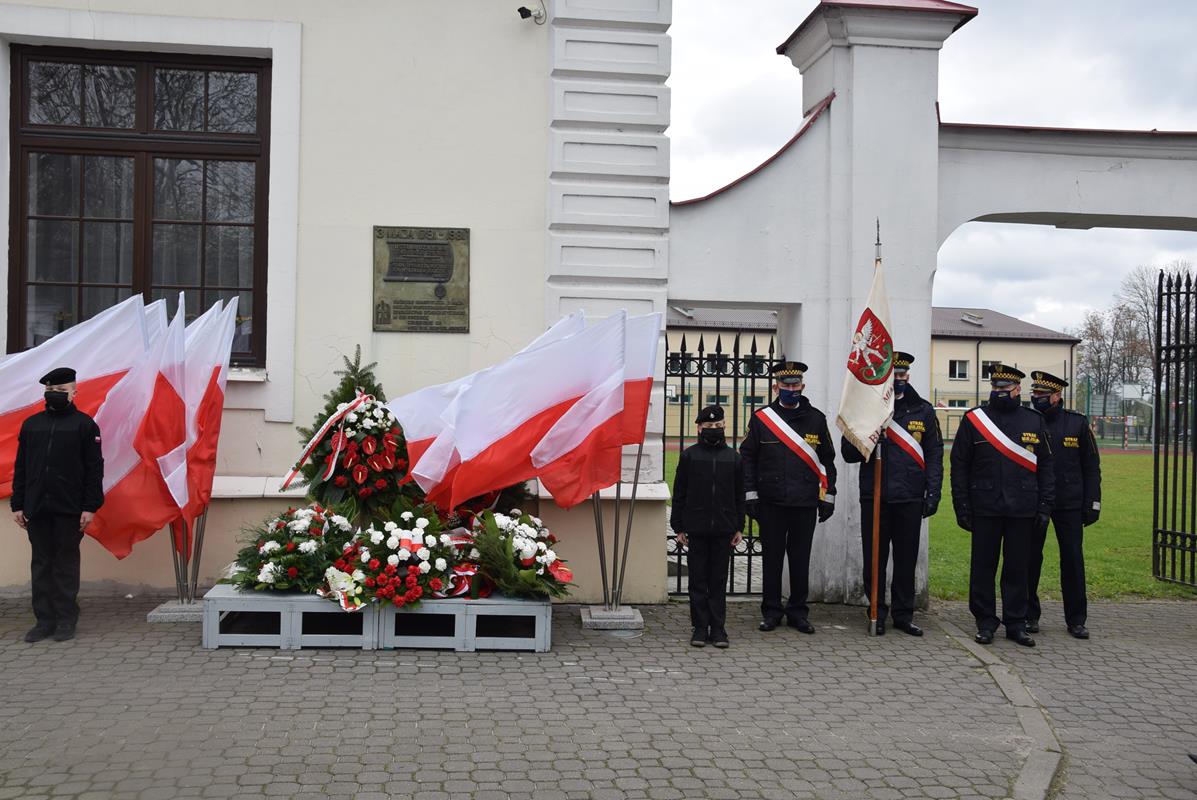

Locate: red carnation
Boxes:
[408,565,420,576]
[394,597,405,607]
[361,436,378,456]
[412,586,423,598]
[365,577,376,588]
[390,426,401,435]
[385,564,397,575]
[334,559,346,571]
[376,574,389,586]
[395,458,408,470]
[287,566,299,579]
[429,578,443,591]
[406,576,418,588]
[275,521,285,530]
[374,478,387,490]
[286,542,296,552]
[547,534,558,545]
[368,558,380,570]
[334,476,348,488]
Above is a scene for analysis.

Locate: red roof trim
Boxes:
[671,92,835,208]
[940,119,1197,137]
[776,0,978,56]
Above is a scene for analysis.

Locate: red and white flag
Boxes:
[87,298,188,559]
[836,260,896,458]
[619,312,662,445]
[441,312,626,510]
[531,317,627,509]
[0,296,146,498]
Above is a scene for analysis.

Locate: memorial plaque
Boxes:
[372,226,469,332]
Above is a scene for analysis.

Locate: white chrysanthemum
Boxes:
[372,408,384,419]
[544,549,557,563]
[400,511,414,521]
[347,412,358,423]
[424,534,437,547]
[336,402,349,412]
[537,541,547,552]
[362,418,375,429]
[416,547,430,561]
[536,567,544,575]
[384,521,398,532]
[257,562,277,583]
[532,516,543,527]
[259,540,281,554]
[434,557,447,572]
[369,530,384,545]
[359,548,371,562]
[418,561,431,574]
[398,548,411,561]
[492,513,511,529]
[416,518,430,530]
[520,544,538,560]
[386,536,400,551]
[439,533,451,546]
[287,519,309,532]
[469,548,480,560]
[331,515,352,531]
[298,539,318,555]
[387,554,400,566]
[510,508,522,516]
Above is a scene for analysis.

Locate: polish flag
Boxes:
[619,312,662,445]
[443,312,627,510]
[393,311,585,498]
[0,296,147,498]
[144,298,168,345]
[87,299,188,559]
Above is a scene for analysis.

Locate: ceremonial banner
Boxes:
[619,312,662,445]
[836,261,895,458]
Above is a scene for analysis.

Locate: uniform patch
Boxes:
[907,420,926,433]
[1063,436,1079,448]
[1021,432,1039,445]
[804,433,821,446]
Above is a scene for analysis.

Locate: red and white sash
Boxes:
[885,421,925,469]
[966,408,1037,473]
[756,407,828,496]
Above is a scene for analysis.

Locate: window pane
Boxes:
[28,61,81,126]
[83,64,136,128]
[152,224,202,286]
[205,225,254,287]
[206,161,255,222]
[28,152,80,217]
[83,222,133,284]
[27,220,79,282]
[83,156,135,219]
[26,285,77,346]
[151,287,202,324]
[153,158,203,220]
[154,68,205,131]
[82,286,133,322]
[204,290,253,353]
[208,71,257,133]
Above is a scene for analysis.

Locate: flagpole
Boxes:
[613,440,644,608]
[591,490,611,609]
[869,445,882,636]
[188,511,209,604]
[168,519,187,603]
[610,478,622,611]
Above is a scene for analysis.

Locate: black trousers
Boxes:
[859,500,922,624]
[758,503,817,623]
[969,516,1032,634]
[27,513,84,627]
[687,532,732,636]
[1027,509,1088,627]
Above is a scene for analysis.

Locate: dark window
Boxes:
[10,45,270,365]
[981,360,1001,379]
[706,394,729,405]
[949,359,969,380]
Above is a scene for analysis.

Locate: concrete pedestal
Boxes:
[580,605,645,630]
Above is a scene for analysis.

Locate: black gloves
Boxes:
[746,500,760,521]
[1034,511,1051,532]
[1083,505,1100,527]
[922,497,939,519]
[817,499,835,523]
[955,510,972,532]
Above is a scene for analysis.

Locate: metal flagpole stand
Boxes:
[868,445,883,636]
[580,442,646,630]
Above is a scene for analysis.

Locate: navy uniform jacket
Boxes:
[950,403,1054,519]
[740,397,837,508]
[669,441,745,535]
[10,404,105,518]
[841,386,944,505]
[1043,408,1101,513]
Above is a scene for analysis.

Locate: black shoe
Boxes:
[1189,753,1197,765]
[24,624,54,643]
[1025,619,1040,634]
[52,622,76,642]
[893,620,924,637]
[1068,624,1090,640]
[759,619,780,632]
[787,618,816,635]
[874,619,886,636]
[974,630,994,645]
[1006,629,1036,647]
[710,631,730,649]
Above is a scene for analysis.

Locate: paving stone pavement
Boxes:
[0,595,1189,799]
[937,599,1197,800]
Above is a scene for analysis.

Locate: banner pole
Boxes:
[188,511,209,604]
[591,491,611,609]
[610,479,622,611]
[613,441,644,607]
[869,444,883,636]
[167,520,186,603]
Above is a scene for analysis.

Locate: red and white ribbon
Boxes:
[432,563,478,598]
[885,421,925,469]
[966,408,1037,473]
[281,391,373,489]
[755,407,828,495]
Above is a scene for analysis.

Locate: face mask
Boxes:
[988,390,1017,410]
[699,428,725,446]
[778,388,801,406]
[44,390,70,411]
[1031,395,1059,415]
[893,379,908,396]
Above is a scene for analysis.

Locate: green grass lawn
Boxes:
[664,443,1194,600]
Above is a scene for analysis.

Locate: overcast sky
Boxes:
[669,0,1197,332]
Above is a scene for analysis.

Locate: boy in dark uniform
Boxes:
[10,367,105,643]
[671,405,744,648]
[1026,370,1100,639]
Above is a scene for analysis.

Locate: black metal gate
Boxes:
[1153,272,1197,586]
[663,331,779,595]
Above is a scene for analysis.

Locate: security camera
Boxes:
[517,4,545,23]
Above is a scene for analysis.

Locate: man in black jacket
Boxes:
[11,367,105,643]
[671,405,744,648]
[1026,370,1101,639]
[840,352,943,636]
[741,361,837,634]
[951,364,1054,647]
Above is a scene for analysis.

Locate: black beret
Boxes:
[694,405,724,424]
[40,367,76,386]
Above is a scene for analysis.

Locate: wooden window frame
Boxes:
[8,44,271,366]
